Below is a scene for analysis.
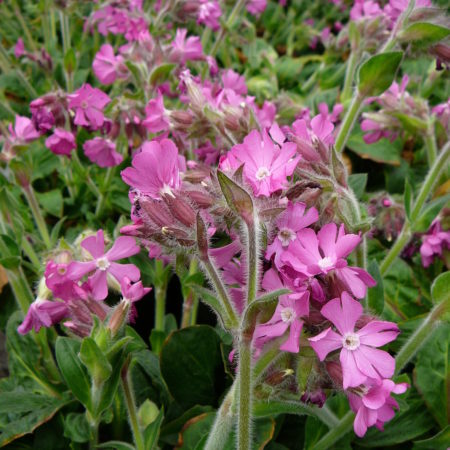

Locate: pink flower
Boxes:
[220,129,300,197]
[420,219,450,267]
[222,69,247,96]
[350,0,383,21]
[142,91,170,133]
[45,260,88,302]
[67,230,141,300]
[266,202,319,268]
[18,299,69,334]
[68,84,111,130]
[14,38,25,58]
[121,139,182,198]
[9,115,40,143]
[45,128,76,156]
[254,269,309,353]
[83,137,123,167]
[309,292,399,389]
[247,0,267,15]
[348,379,408,437]
[120,277,151,303]
[169,29,203,65]
[254,101,276,128]
[93,44,127,85]
[197,0,222,31]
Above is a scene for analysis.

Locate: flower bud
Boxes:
[108,300,130,336]
[162,193,196,227]
[185,190,214,208]
[139,197,174,228]
[326,361,343,387]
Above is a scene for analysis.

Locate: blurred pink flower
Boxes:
[14,38,25,58]
[142,91,170,133]
[68,84,111,130]
[93,44,127,85]
[18,298,69,334]
[169,29,203,65]
[83,137,123,167]
[45,128,76,156]
[420,219,450,267]
[9,115,40,143]
[197,0,221,31]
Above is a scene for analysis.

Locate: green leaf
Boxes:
[413,425,450,449]
[392,112,428,134]
[357,52,403,97]
[64,48,76,73]
[79,337,112,384]
[149,63,176,86]
[143,407,164,450]
[413,194,450,233]
[0,234,21,269]
[0,393,70,446]
[398,22,450,48]
[97,441,136,450]
[160,325,224,410]
[346,131,402,166]
[55,337,91,408]
[63,412,91,443]
[431,271,450,305]
[348,173,368,200]
[253,400,313,419]
[367,260,384,315]
[138,399,159,429]
[404,178,414,222]
[36,189,63,218]
[414,324,449,428]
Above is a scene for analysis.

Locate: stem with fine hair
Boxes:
[246,220,259,305]
[380,141,450,275]
[341,51,359,103]
[121,360,146,450]
[22,184,52,250]
[424,121,437,167]
[335,94,364,153]
[237,335,252,450]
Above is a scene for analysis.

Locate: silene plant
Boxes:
[0,0,449,449]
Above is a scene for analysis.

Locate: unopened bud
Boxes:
[185,190,214,208]
[196,213,209,261]
[170,110,194,128]
[140,198,174,228]
[163,194,196,227]
[326,361,343,387]
[108,300,130,336]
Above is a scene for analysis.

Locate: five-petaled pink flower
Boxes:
[67,230,141,300]
[420,219,450,268]
[83,137,123,167]
[68,84,111,130]
[309,292,399,389]
[9,115,40,143]
[220,129,300,197]
[120,277,151,303]
[254,269,310,353]
[121,139,182,198]
[348,379,408,437]
[169,29,203,65]
[142,91,170,133]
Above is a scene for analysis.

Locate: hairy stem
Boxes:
[311,410,355,450]
[335,94,364,153]
[121,362,146,450]
[341,51,359,103]
[22,184,52,250]
[154,286,166,332]
[237,336,252,450]
[246,221,259,305]
[424,122,437,167]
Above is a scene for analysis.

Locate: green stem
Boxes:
[59,11,73,91]
[7,267,33,314]
[341,51,359,103]
[311,410,355,450]
[15,69,38,98]
[181,259,198,328]
[121,363,146,450]
[22,184,52,250]
[237,336,252,450]
[380,142,450,274]
[95,167,115,217]
[154,285,166,332]
[189,297,200,325]
[71,151,101,198]
[424,122,437,167]
[21,235,41,270]
[11,0,38,52]
[209,0,246,57]
[204,384,236,450]
[395,298,449,374]
[202,259,239,327]
[335,94,364,153]
[246,221,259,305]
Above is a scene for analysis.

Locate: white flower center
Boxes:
[96,256,110,271]
[281,307,296,323]
[342,333,360,350]
[160,184,174,197]
[255,166,270,180]
[318,256,334,271]
[278,228,296,247]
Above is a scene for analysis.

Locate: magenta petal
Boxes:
[81,230,105,258]
[353,406,368,438]
[89,270,108,300]
[254,320,289,340]
[357,321,399,347]
[321,292,362,335]
[106,236,140,261]
[362,387,387,410]
[280,320,303,353]
[67,261,97,280]
[317,222,337,256]
[340,348,367,389]
[309,327,342,361]
[353,348,382,380]
[108,262,140,283]
[335,233,361,258]
[358,345,396,379]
